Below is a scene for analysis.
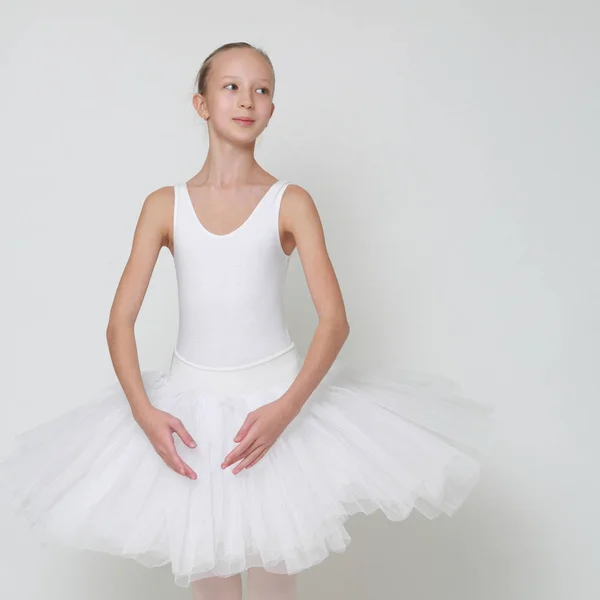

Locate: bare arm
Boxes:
[219,184,350,473]
[105,186,197,480]
[279,185,351,415]
[105,186,172,420]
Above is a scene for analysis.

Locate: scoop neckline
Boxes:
[183,180,280,238]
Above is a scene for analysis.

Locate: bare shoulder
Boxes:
[141,185,174,214]
[279,183,327,253]
[134,185,176,250]
[282,183,316,207]
[280,183,321,224]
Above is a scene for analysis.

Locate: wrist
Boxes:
[281,392,305,418]
[132,403,156,424]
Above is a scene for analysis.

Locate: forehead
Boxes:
[211,48,273,81]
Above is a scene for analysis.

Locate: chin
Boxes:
[230,125,265,140]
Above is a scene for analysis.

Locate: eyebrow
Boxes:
[220,75,271,83]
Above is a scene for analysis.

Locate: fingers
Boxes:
[224,438,268,474]
[233,411,257,443]
[171,416,197,449]
[169,417,198,479]
[156,422,198,480]
[173,454,197,480]
[160,444,197,480]
[245,447,269,469]
[233,446,268,473]
[222,431,258,469]
[151,410,272,479]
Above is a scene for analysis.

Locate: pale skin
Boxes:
[106,47,350,480]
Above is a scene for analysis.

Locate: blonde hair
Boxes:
[194,42,275,98]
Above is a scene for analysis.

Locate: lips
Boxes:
[233,117,255,123]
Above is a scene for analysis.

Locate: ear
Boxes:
[193,93,209,121]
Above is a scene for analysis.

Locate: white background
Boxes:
[1,1,598,598]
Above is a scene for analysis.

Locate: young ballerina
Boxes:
[0,42,497,598]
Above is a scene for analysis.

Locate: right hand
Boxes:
[134,406,198,480]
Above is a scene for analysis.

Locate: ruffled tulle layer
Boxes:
[0,359,497,587]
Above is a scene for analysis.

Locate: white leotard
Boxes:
[172,180,295,371]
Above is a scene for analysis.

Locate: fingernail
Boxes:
[190,441,197,448]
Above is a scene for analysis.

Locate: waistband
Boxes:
[172,341,296,371]
[168,345,301,394]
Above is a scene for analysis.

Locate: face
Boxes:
[194,48,275,142]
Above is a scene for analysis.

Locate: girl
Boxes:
[0,42,497,598]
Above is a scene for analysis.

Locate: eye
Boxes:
[224,83,270,95]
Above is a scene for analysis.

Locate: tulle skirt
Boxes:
[0,347,497,587]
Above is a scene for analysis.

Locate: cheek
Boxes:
[257,98,273,116]
[211,94,236,116]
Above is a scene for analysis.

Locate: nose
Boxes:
[238,90,254,110]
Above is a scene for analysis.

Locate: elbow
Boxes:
[342,319,350,340]
[105,322,118,345]
[105,317,133,342]
[106,316,120,339]
[322,315,350,340]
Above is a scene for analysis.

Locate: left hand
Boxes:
[221,397,296,474]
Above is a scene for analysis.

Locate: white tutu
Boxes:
[0,349,497,588]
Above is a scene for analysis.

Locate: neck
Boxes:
[195,135,262,189]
